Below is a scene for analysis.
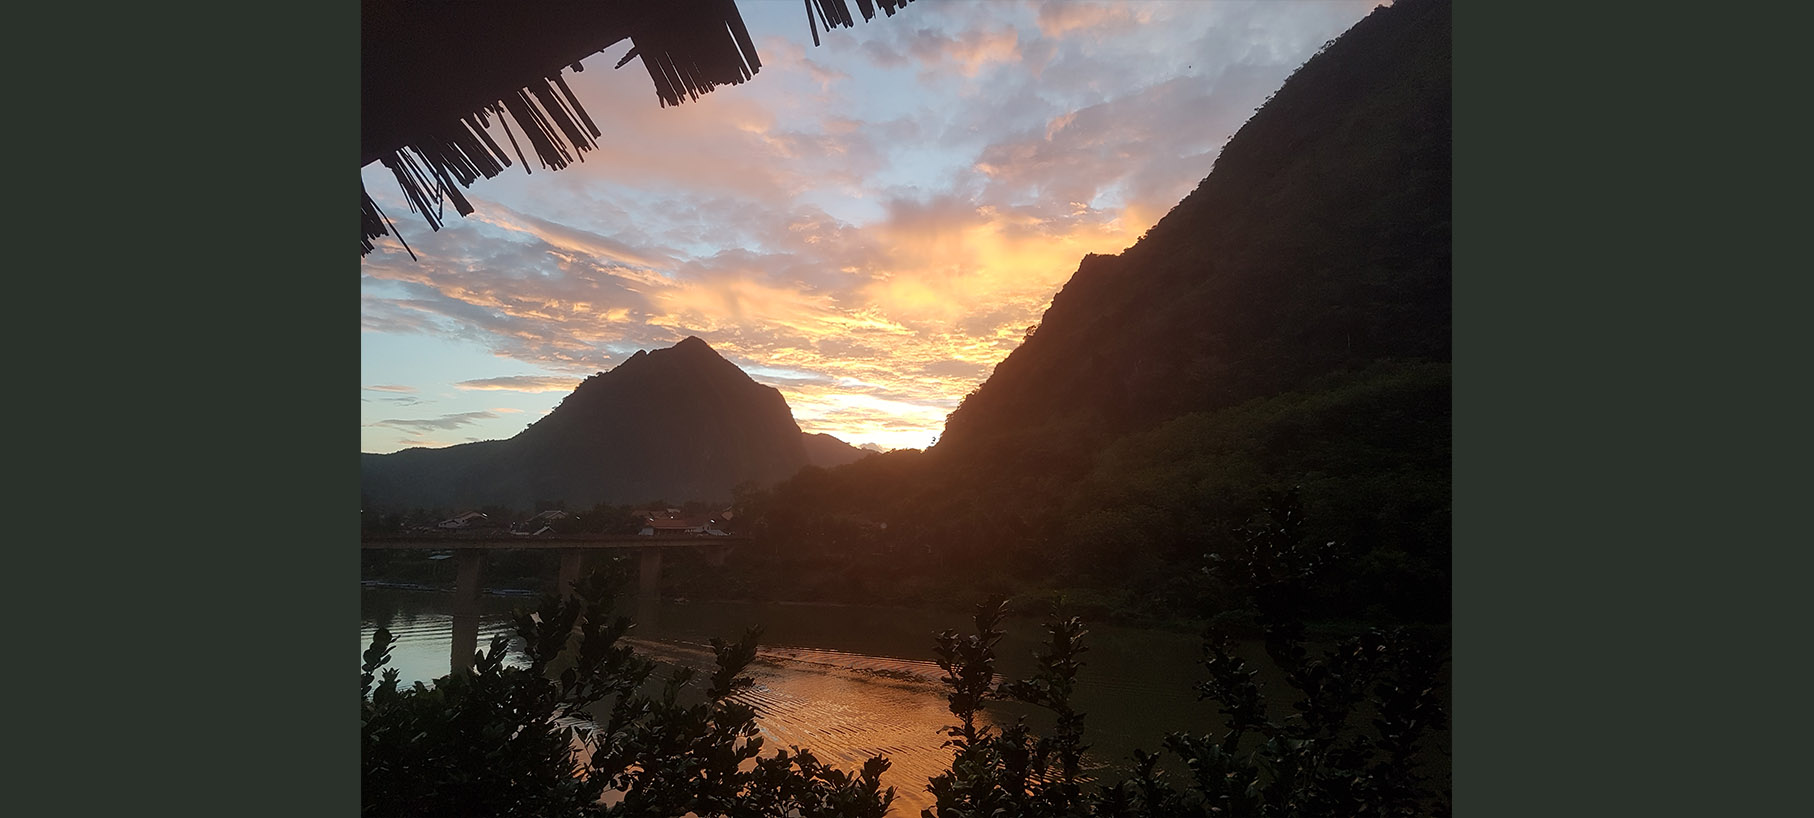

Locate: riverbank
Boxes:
[363,584,1450,812]
[359,566,1447,651]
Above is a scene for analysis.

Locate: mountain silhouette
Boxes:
[938,0,1449,459]
[802,432,874,468]
[762,0,1452,622]
[362,337,820,510]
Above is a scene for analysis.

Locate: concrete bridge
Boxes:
[362,534,743,672]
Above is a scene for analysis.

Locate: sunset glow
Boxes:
[360,1,1384,453]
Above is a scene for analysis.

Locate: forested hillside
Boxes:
[752,0,1451,623]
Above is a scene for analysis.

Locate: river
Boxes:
[361,584,1251,814]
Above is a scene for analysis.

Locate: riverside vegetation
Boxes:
[361,503,1449,817]
[362,2,1452,810]
[362,0,1452,631]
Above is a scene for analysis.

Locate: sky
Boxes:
[360,0,1384,454]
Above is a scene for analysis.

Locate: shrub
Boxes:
[917,490,1450,817]
[362,494,1448,816]
[360,570,893,817]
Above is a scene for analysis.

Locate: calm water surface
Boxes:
[362,587,1242,814]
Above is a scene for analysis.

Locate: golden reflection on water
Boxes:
[362,591,1226,816]
[625,639,981,814]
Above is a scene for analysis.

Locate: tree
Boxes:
[362,500,1449,816]
[361,570,894,817]
[918,496,1449,817]
[919,601,1449,818]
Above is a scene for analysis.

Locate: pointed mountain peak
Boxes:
[657,335,730,366]
[363,331,812,509]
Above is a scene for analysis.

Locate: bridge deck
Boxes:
[361,535,745,550]
[364,534,737,671]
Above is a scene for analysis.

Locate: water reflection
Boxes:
[361,588,1224,815]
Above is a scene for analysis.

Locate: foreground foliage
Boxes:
[919,494,1449,818]
[363,494,1448,817]
[361,571,893,817]
[920,602,1447,818]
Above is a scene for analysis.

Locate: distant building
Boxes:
[508,510,572,536]
[437,511,488,529]
[640,517,708,536]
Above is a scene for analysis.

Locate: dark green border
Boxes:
[287,4,362,812]
[139,3,357,814]
[1457,0,1537,812]
[1454,0,1696,814]
[108,0,1690,813]
[37,2,356,812]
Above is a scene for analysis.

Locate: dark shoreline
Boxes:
[358,578,1447,644]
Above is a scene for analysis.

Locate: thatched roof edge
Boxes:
[362,0,916,258]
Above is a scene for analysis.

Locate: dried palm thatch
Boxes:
[362,0,915,258]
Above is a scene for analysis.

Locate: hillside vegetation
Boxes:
[748,0,1451,625]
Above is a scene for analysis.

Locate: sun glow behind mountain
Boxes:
[359,1,1385,454]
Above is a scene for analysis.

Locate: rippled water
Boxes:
[362,588,1244,815]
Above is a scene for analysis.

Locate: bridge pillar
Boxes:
[557,548,584,598]
[637,547,662,632]
[451,548,487,674]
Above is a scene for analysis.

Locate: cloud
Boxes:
[369,411,501,434]
[363,384,417,393]
[359,2,1383,454]
[360,222,673,373]
[802,58,851,92]
[917,358,990,380]
[857,17,1022,78]
[783,386,955,451]
[456,375,584,393]
[859,39,909,69]
[926,26,1021,77]
[364,145,1145,451]
[466,198,677,272]
[364,395,426,407]
[1034,2,1148,39]
[392,437,451,449]
[969,68,1282,224]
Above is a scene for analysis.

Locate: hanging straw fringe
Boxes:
[362,0,915,257]
[362,188,416,261]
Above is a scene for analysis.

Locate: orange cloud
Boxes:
[945,27,1021,77]
[858,200,1148,325]
[456,375,583,393]
[1035,2,1151,39]
[361,2,1382,455]
[890,24,1023,79]
[465,198,675,275]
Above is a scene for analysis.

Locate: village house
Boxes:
[436,511,489,530]
[511,509,572,537]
